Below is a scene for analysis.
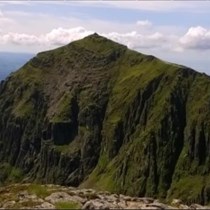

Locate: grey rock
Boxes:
[171,199,182,206]
[179,204,190,209]
[190,203,207,209]
[82,200,111,210]
[146,202,168,209]
[45,192,73,204]
[139,197,154,204]
[34,202,55,209]
[82,201,96,209]
[2,200,16,208]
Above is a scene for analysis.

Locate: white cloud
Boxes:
[136,20,152,27]
[178,26,210,50]
[0,26,170,52]
[1,8,207,54]
[1,32,40,45]
[43,27,93,46]
[0,27,93,47]
[102,31,167,50]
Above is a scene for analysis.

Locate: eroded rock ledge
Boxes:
[0,184,208,209]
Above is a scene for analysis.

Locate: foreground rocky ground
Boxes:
[0,183,209,209]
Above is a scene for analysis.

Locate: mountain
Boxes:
[0,33,210,205]
[0,52,34,80]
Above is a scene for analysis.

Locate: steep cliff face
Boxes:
[0,33,210,204]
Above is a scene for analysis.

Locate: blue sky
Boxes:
[0,1,210,74]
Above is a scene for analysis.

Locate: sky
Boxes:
[0,1,210,74]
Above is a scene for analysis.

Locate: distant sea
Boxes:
[0,52,34,81]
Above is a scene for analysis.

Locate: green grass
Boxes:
[12,201,42,209]
[53,139,80,154]
[55,201,81,209]
[28,184,51,198]
[13,99,33,118]
[73,33,127,56]
[9,168,23,182]
[186,74,210,123]
[107,57,179,125]
[168,175,204,204]
[0,163,23,184]
[52,92,73,122]
[14,62,44,86]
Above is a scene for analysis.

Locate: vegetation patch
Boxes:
[55,201,81,209]
[0,163,23,185]
[52,92,73,122]
[168,175,204,204]
[12,200,42,209]
[28,184,51,198]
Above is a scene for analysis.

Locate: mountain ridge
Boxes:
[0,33,210,205]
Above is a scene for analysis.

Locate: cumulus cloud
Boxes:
[178,26,210,50]
[1,24,206,54]
[0,27,93,46]
[1,33,39,45]
[104,31,166,50]
[43,27,93,46]
[136,20,152,27]
[0,26,169,51]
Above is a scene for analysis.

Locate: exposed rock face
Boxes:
[0,34,210,204]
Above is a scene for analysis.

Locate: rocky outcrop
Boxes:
[0,183,209,209]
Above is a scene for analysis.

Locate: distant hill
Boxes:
[0,52,34,80]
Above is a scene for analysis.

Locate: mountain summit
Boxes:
[0,34,210,204]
